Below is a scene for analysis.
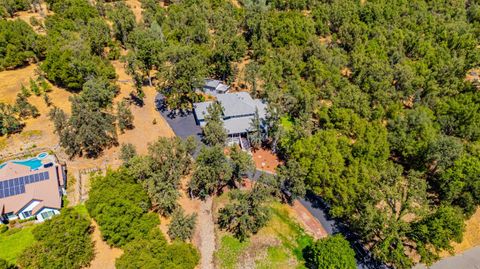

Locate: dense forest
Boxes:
[1,0,480,268]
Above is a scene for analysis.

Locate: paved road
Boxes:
[414,246,480,269]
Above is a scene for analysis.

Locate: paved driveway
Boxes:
[155,94,203,141]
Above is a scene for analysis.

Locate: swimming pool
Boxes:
[0,152,49,171]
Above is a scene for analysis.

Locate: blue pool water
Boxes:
[12,158,43,170]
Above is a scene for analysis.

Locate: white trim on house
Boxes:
[36,207,60,222]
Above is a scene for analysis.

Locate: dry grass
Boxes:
[0,64,73,157]
[0,61,174,183]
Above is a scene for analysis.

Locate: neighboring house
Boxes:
[199,79,230,96]
[194,91,267,148]
[0,153,66,223]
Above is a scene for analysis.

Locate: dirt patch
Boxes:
[88,220,123,269]
[252,148,283,174]
[290,201,328,239]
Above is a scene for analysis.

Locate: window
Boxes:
[6,212,15,218]
[40,210,55,220]
[22,211,32,219]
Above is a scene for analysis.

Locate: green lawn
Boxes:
[0,225,37,264]
[214,200,313,269]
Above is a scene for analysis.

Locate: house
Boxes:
[193,91,267,148]
[199,79,230,96]
[0,153,66,223]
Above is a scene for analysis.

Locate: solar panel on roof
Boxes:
[0,170,53,198]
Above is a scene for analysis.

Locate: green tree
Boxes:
[202,102,227,147]
[411,206,465,265]
[158,45,207,110]
[0,102,23,135]
[120,143,137,164]
[128,25,164,86]
[117,100,134,132]
[136,137,195,216]
[217,181,270,241]
[86,169,158,247]
[0,19,44,70]
[229,145,254,185]
[189,146,233,199]
[305,235,356,269]
[108,2,136,46]
[14,93,39,118]
[167,208,197,242]
[436,155,480,215]
[0,258,15,269]
[248,108,263,149]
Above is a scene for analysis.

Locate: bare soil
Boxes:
[88,220,123,269]
[252,148,283,174]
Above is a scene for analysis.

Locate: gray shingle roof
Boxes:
[193,92,267,135]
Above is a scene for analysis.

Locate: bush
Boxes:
[116,229,200,269]
[167,209,197,242]
[18,208,94,269]
[305,235,356,269]
[86,169,158,247]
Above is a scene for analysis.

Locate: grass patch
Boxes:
[71,203,90,218]
[256,246,291,269]
[215,199,313,269]
[268,204,313,261]
[215,235,249,269]
[0,225,37,264]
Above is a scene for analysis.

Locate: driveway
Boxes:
[300,193,389,269]
[155,94,203,141]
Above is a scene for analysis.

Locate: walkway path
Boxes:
[88,221,123,269]
[198,197,215,269]
[414,246,480,269]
